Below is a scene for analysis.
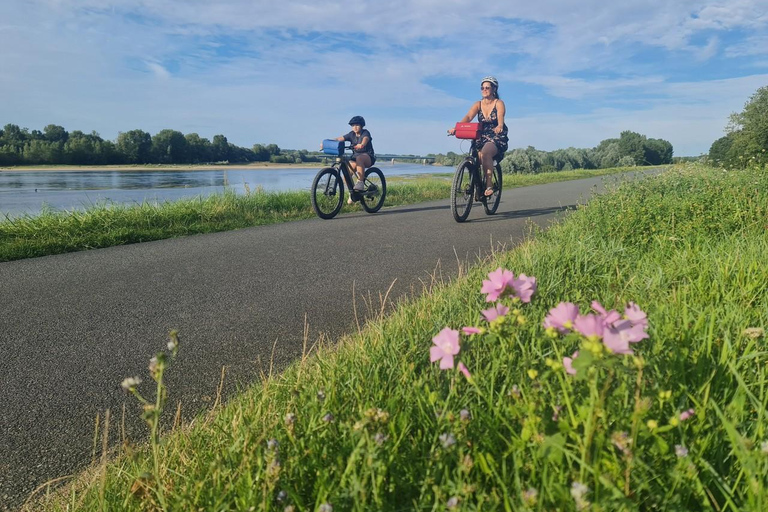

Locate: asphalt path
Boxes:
[0,171,658,509]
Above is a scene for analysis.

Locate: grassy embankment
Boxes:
[34,163,768,511]
[0,166,637,262]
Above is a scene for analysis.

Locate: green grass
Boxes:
[0,166,638,262]
[31,162,768,511]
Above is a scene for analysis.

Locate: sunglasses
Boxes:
[481,86,493,90]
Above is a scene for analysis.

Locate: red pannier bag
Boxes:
[454,122,480,139]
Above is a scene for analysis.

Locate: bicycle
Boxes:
[448,124,502,222]
[311,140,387,220]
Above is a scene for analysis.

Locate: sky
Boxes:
[1,0,767,157]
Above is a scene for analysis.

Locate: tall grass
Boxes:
[0,167,639,262]
[31,162,768,511]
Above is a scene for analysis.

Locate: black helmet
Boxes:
[348,116,366,127]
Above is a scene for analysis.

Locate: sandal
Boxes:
[484,187,494,197]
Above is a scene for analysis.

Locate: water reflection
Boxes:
[0,164,450,218]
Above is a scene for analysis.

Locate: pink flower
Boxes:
[624,302,648,328]
[511,274,537,303]
[462,326,482,335]
[458,362,472,380]
[430,327,460,370]
[481,303,509,322]
[480,268,515,302]
[543,302,579,332]
[563,351,579,375]
[573,314,604,340]
[591,300,622,325]
[680,408,695,421]
[602,322,635,355]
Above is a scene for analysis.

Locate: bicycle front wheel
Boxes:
[360,167,386,213]
[482,163,502,215]
[311,167,344,219]
[451,160,474,222]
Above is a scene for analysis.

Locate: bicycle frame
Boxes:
[327,149,364,201]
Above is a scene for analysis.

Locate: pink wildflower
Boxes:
[462,326,482,335]
[543,302,579,332]
[481,303,509,322]
[573,314,604,340]
[458,362,472,380]
[430,327,460,370]
[563,351,579,375]
[591,300,622,325]
[602,322,635,354]
[680,408,695,421]
[624,302,648,328]
[480,267,514,302]
[511,274,537,303]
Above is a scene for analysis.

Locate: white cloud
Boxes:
[2,0,767,157]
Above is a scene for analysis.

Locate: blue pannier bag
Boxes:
[322,139,344,156]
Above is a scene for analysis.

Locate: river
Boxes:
[0,163,452,218]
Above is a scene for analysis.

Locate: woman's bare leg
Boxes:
[479,143,498,193]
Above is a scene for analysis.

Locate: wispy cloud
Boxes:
[2,0,767,155]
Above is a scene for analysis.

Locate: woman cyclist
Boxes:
[448,76,509,196]
[332,116,376,193]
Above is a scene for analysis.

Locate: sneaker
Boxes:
[353,180,366,192]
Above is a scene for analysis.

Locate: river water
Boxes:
[0,163,452,218]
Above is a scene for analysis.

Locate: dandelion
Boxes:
[458,362,472,381]
[120,377,142,392]
[563,351,579,375]
[446,496,459,509]
[460,409,471,421]
[543,302,579,333]
[430,327,460,370]
[481,303,509,322]
[318,503,333,512]
[680,408,695,421]
[322,413,334,423]
[439,432,456,449]
[675,445,689,458]
[480,267,514,302]
[527,369,538,380]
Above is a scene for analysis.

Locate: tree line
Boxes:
[708,85,768,168]
[0,125,321,166]
[428,130,673,172]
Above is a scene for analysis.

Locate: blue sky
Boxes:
[1,0,767,157]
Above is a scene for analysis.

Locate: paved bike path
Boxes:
[0,171,656,509]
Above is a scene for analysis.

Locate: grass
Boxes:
[0,166,637,262]
[30,162,768,511]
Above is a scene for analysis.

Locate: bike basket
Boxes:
[322,139,344,156]
[454,122,481,139]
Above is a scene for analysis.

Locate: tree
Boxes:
[43,124,69,143]
[727,85,768,167]
[185,133,212,163]
[116,129,152,164]
[212,134,229,162]
[618,130,646,165]
[151,129,189,164]
[708,133,736,166]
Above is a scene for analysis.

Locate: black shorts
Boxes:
[351,153,376,166]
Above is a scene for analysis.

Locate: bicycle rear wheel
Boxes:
[311,167,344,219]
[482,163,502,215]
[360,167,386,213]
[451,160,474,222]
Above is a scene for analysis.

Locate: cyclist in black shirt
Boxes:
[333,116,376,192]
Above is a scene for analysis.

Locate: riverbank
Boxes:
[0,167,642,262]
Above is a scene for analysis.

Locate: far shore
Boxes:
[0,160,447,172]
